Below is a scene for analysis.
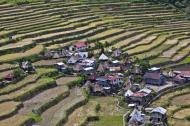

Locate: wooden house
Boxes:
[128,109,145,126]
[4,73,15,81]
[99,53,109,61]
[92,84,105,96]
[178,71,190,82]
[73,64,83,72]
[20,61,35,73]
[112,48,122,57]
[174,75,186,84]
[97,62,109,72]
[150,107,167,125]
[131,65,142,75]
[83,67,94,75]
[143,72,166,86]
[129,88,152,106]
[54,62,66,72]
[69,41,88,51]
[75,52,88,59]
[67,55,79,64]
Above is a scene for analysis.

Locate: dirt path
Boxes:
[38,87,83,126]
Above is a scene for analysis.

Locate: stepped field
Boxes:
[1,0,190,126]
[0,0,189,66]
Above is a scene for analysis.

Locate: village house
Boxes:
[109,66,121,72]
[74,52,88,60]
[112,48,122,57]
[148,67,161,73]
[105,75,123,86]
[124,89,134,102]
[131,64,142,75]
[4,73,15,81]
[92,84,105,96]
[83,67,94,75]
[175,71,190,82]
[173,74,186,84]
[123,79,133,91]
[73,63,83,72]
[79,59,95,67]
[128,108,145,126]
[69,41,88,51]
[143,72,166,86]
[96,77,109,87]
[96,75,123,92]
[128,88,152,106]
[124,78,141,92]
[88,74,98,82]
[150,107,167,125]
[124,60,133,69]
[99,53,109,61]
[67,55,79,64]
[54,62,66,72]
[19,61,35,73]
[110,60,122,68]
[44,49,72,59]
[97,62,109,73]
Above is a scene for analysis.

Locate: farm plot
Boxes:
[0,101,22,119]
[0,45,44,63]
[86,96,127,126]
[174,108,190,119]
[0,77,55,103]
[18,85,69,115]
[65,101,98,126]
[0,63,16,72]
[0,114,30,126]
[125,34,168,55]
[0,68,56,95]
[38,87,86,126]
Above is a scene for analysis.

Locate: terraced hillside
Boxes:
[1,0,190,126]
[0,0,189,66]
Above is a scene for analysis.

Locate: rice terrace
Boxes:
[1,0,190,126]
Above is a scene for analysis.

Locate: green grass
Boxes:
[179,57,190,64]
[27,112,42,122]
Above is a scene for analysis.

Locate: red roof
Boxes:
[105,75,120,81]
[5,73,14,80]
[180,71,190,77]
[132,92,146,97]
[74,41,87,48]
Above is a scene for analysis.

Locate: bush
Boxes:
[13,68,26,80]
[134,75,142,83]
[95,103,101,112]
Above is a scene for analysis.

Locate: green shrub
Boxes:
[13,68,26,80]
[95,103,101,112]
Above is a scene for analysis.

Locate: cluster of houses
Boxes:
[45,41,128,94]
[128,106,167,126]
[35,40,190,126]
